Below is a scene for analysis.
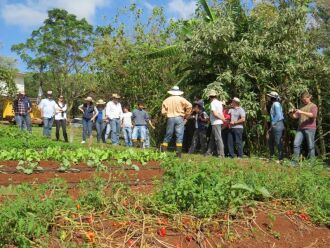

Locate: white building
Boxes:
[0,72,25,96]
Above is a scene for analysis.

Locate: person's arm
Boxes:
[296,106,317,119]
[27,99,32,113]
[184,100,192,119]
[78,104,84,114]
[105,102,110,119]
[91,107,98,121]
[38,100,44,117]
[119,104,123,120]
[199,112,209,123]
[148,120,156,130]
[212,103,226,122]
[161,102,167,116]
[231,110,246,125]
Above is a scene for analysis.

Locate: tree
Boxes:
[12,8,95,113]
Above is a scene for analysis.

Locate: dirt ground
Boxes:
[0,160,329,248]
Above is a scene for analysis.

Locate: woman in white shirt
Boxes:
[55,95,68,142]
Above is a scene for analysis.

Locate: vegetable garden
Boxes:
[0,126,329,247]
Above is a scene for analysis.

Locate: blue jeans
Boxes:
[132,125,147,141]
[144,128,150,148]
[268,120,284,160]
[228,128,244,158]
[163,116,184,145]
[110,118,121,145]
[43,117,54,138]
[123,127,133,147]
[95,121,105,143]
[82,118,93,141]
[15,114,32,132]
[293,129,316,159]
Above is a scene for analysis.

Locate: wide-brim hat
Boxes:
[85,96,93,102]
[168,86,184,96]
[112,93,121,99]
[207,89,218,97]
[47,90,53,95]
[96,99,106,105]
[267,91,279,98]
[232,97,241,104]
[17,90,24,95]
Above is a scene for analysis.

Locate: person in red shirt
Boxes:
[222,100,231,156]
[291,91,318,160]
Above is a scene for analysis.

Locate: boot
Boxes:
[132,139,139,148]
[160,143,168,152]
[176,144,182,158]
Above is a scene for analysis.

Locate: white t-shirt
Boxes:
[55,102,67,120]
[122,112,133,128]
[105,101,123,119]
[210,99,223,125]
[38,98,56,118]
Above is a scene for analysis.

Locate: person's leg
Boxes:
[227,129,235,158]
[104,123,111,142]
[95,121,101,143]
[43,118,49,137]
[116,119,121,144]
[304,129,316,159]
[293,130,304,160]
[144,128,150,148]
[62,120,68,142]
[123,127,128,146]
[222,129,229,156]
[273,122,284,160]
[206,127,215,155]
[214,125,224,157]
[132,126,139,147]
[87,120,93,138]
[25,114,32,133]
[101,122,106,143]
[15,115,22,130]
[110,119,117,144]
[268,127,275,159]
[199,129,208,154]
[234,128,244,158]
[175,117,185,157]
[55,120,60,141]
[140,126,147,148]
[82,119,87,141]
[189,129,199,153]
[47,117,54,138]
[162,118,175,151]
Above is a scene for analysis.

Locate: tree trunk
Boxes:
[315,80,326,157]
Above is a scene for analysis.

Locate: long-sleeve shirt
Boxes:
[270,102,284,125]
[161,96,192,118]
[105,101,123,120]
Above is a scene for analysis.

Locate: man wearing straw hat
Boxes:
[38,90,56,138]
[105,94,123,145]
[205,90,226,157]
[161,86,192,158]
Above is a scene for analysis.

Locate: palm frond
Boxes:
[199,0,214,22]
[146,45,180,59]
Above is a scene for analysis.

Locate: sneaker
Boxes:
[81,141,86,144]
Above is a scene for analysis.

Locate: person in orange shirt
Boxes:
[161,86,192,157]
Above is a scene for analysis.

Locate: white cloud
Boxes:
[1,0,110,28]
[143,1,154,11]
[168,0,196,19]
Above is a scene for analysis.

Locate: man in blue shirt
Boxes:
[267,91,285,161]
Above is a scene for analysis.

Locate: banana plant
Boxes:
[147,0,215,59]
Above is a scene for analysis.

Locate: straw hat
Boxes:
[168,86,184,96]
[17,90,25,95]
[112,93,121,99]
[232,97,241,104]
[207,89,218,97]
[267,91,279,98]
[47,90,53,95]
[85,96,93,102]
[96,99,106,105]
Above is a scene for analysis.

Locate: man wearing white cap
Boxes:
[228,97,246,158]
[205,90,226,157]
[38,91,56,138]
[105,94,123,145]
[161,86,192,158]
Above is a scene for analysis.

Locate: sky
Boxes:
[0,0,199,72]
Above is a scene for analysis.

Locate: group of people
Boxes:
[159,86,317,161]
[37,91,155,148]
[14,86,318,162]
